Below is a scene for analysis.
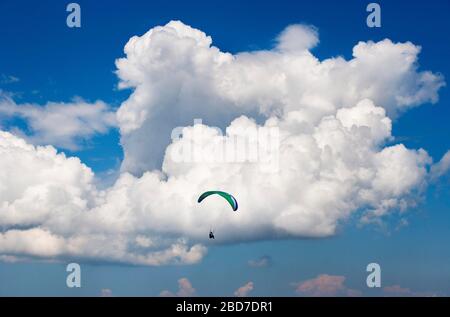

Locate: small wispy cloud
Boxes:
[430,150,450,180]
[234,282,254,297]
[160,278,196,297]
[0,74,20,84]
[383,285,437,297]
[293,274,361,297]
[248,255,272,268]
[100,288,113,297]
[0,93,116,150]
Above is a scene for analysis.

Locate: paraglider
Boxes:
[197,191,238,211]
[197,191,238,239]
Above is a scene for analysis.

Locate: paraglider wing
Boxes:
[197,191,238,211]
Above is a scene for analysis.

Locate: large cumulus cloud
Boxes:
[0,21,447,265]
[116,20,443,175]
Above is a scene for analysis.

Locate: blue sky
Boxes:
[0,0,449,296]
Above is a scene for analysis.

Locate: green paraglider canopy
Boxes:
[197,191,238,211]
